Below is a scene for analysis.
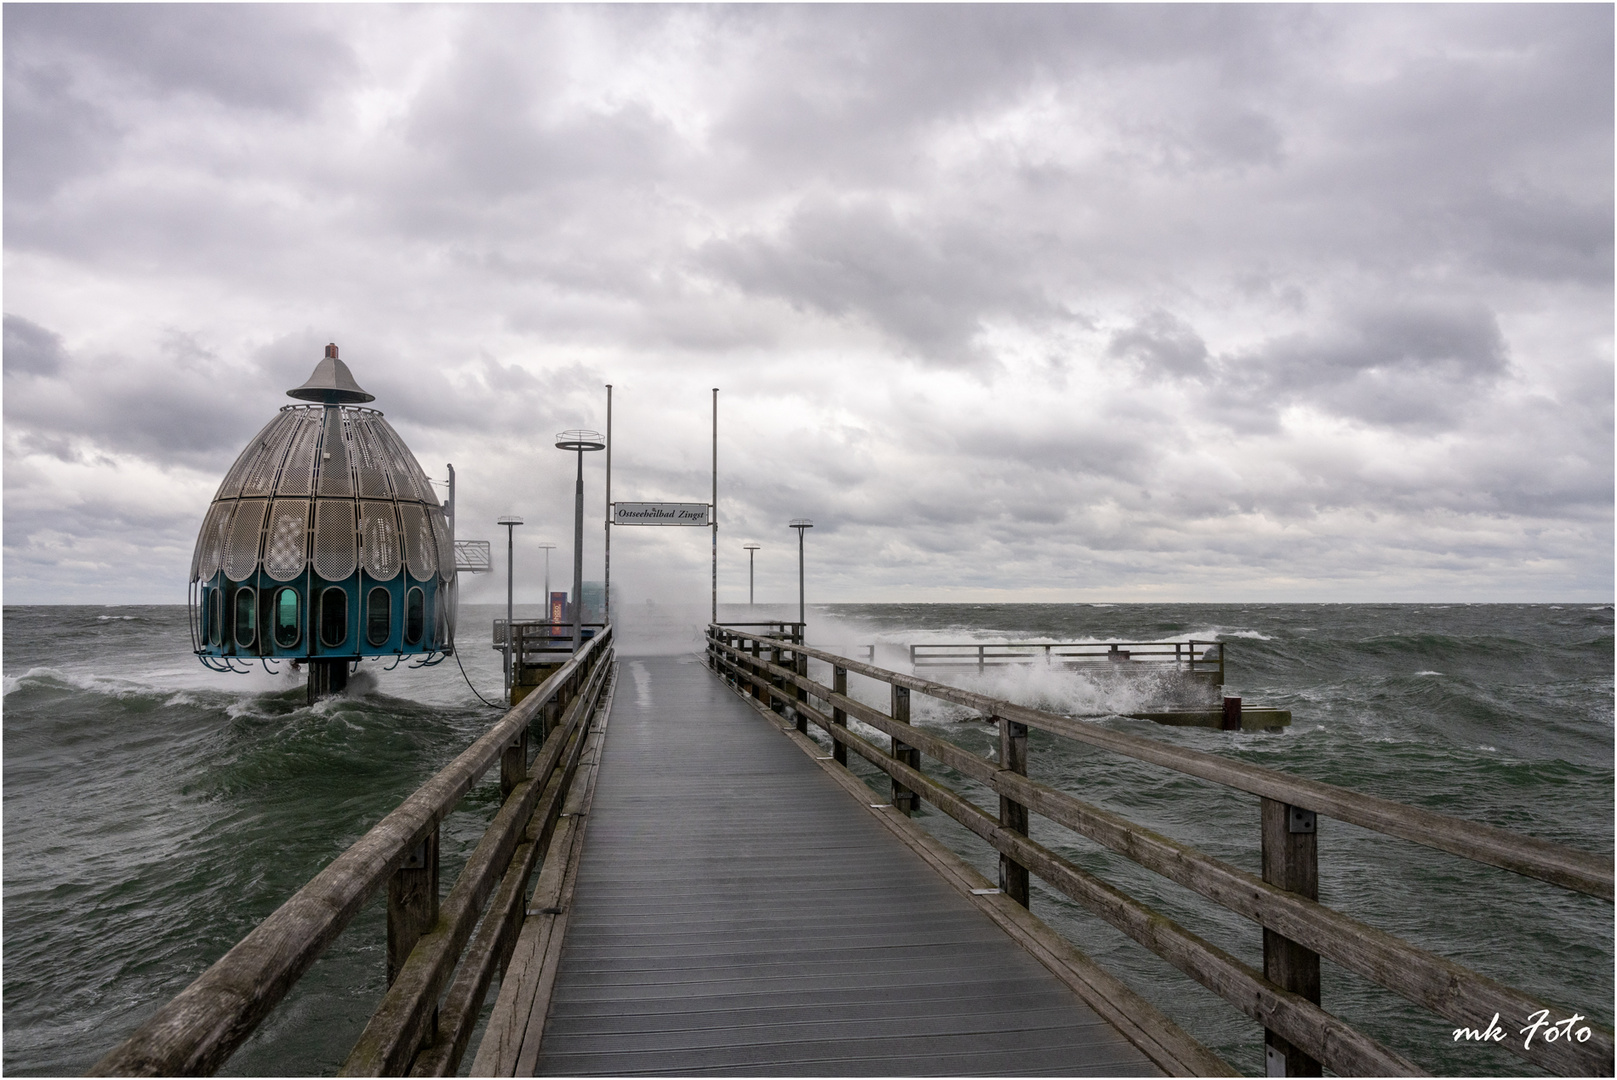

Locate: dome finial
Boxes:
[288,342,375,404]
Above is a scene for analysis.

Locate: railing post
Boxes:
[890,685,918,814]
[388,825,439,987]
[770,641,783,714]
[998,716,1030,907]
[499,730,528,799]
[831,666,848,765]
[750,635,762,700]
[1262,798,1322,1077]
[794,651,808,733]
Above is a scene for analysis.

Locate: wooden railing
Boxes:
[910,639,1225,684]
[715,619,804,644]
[92,627,616,1077]
[706,625,1613,1077]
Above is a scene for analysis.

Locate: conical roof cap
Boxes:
[287,343,375,404]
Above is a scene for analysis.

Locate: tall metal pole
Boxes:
[446,463,456,538]
[789,520,812,638]
[498,516,522,692]
[744,544,760,605]
[572,448,585,654]
[554,429,603,654]
[604,384,612,626]
[539,543,556,619]
[717,388,724,627]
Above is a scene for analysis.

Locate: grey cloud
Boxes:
[1108,311,1209,379]
[698,197,1063,368]
[4,314,69,377]
[1218,303,1509,430]
[5,4,354,115]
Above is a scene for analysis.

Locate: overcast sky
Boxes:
[5,4,1612,608]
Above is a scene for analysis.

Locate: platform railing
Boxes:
[707,624,1613,1077]
[714,619,804,644]
[910,639,1225,684]
[92,626,615,1078]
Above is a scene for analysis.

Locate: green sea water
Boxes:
[3,602,1611,1075]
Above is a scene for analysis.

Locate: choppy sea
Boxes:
[4,602,1611,1075]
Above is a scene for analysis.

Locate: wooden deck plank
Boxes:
[528,656,1161,1077]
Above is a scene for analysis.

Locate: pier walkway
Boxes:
[525,655,1158,1076]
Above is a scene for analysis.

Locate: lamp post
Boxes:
[497,515,523,692]
[555,429,606,653]
[743,544,760,606]
[538,542,556,628]
[788,519,812,639]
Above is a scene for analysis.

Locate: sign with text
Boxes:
[613,501,711,526]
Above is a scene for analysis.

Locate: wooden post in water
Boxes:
[890,686,918,814]
[998,717,1031,907]
[1222,696,1242,731]
[831,665,848,765]
[387,826,439,987]
[1262,798,1322,1077]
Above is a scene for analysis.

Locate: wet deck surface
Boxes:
[533,655,1158,1076]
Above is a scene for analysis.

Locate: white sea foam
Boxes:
[1414,670,1443,677]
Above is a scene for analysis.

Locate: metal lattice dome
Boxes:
[190,344,455,673]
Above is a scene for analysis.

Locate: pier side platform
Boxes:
[517,655,1165,1076]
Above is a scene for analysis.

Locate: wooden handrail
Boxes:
[90,628,613,1078]
[708,627,1614,1077]
[340,649,613,1075]
[726,631,1611,900]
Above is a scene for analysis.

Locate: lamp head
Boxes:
[497,515,524,527]
[789,519,813,530]
[555,429,606,452]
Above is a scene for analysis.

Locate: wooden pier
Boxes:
[473,656,1189,1076]
[92,619,1614,1078]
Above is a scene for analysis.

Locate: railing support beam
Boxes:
[891,686,917,815]
[388,827,439,988]
[999,717,1030,908]
[831,666,848,765]
[1262,798,1321,1077]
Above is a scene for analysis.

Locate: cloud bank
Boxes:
[5,4,1611,605]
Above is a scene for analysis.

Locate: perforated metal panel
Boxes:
[224,500,268,582]
[275,412,320,497]
[213,413,287,501]
[194,501,234,581]
[316,408,353,498]
[399,503,436,580]
[375,419,434,504]
[431,508,454,581]
[360,501,402,580]
[349,415,394,499]
[313,500,358,581]
[241,414,298,498]
[264,499,310,581]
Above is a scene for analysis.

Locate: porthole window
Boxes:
[367,587,391,647]
[274,587,301,648]
[320,587,348,648]
[405,587,425,646]
[235,589,257,649]
[207,589,222,647]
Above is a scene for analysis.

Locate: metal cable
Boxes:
[454,649,505,709]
